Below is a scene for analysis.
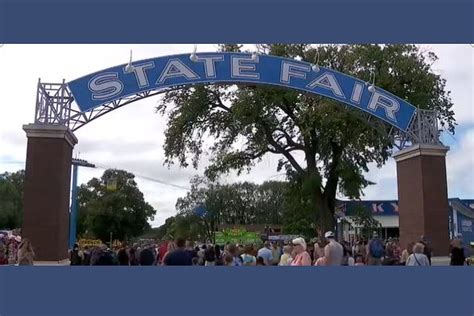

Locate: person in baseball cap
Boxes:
[324,231,335,239]
[323,231,343,266]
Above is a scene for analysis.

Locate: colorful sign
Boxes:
[68,52,417,131]
[215,228,260,245]
[340,200,399,216]
[78,239,102,248]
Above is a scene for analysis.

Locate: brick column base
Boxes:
[22,124,78,262]
[393,144,450,256]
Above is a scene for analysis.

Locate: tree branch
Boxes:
[210,90,231,112]
[263,127,305,174]
[274,128,305,150]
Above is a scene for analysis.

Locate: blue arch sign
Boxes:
[68,52,417,131]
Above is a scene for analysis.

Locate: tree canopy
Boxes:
[156,44,455,235]
[0,170,24,229]
[351,204,382,239]
[77,169,157,241]
[171,176,288,241]
[148,177,331,241]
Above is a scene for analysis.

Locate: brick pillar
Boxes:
[393,144,450,256]
[22,124,78,263]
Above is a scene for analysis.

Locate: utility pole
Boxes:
[69,158,95,249]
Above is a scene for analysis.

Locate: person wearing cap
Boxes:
[323,231,343,266]
[290,237,311,266]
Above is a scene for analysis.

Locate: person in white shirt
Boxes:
[406,243,430,266]
[323,231,344,266]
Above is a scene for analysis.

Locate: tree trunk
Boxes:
[314,194,336,238]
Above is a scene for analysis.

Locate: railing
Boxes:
[33,80,442,150]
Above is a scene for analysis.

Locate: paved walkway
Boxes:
[431,256,450,266]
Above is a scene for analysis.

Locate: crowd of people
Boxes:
[66,231,471,266]
[0,234,35,265]
[1,230,470,266]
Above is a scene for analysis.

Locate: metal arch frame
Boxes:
[34,79,177,131]
[33,79,441,150]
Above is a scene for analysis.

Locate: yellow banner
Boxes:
[78,239,102,248]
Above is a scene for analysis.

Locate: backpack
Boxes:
[370,239,384,258]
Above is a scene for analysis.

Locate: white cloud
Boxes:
[0,44,472,227]
[446,128,474,197]
[425,44,474,124]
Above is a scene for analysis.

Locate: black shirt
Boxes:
[139,248,156,266]
[450,247,466,265]
[185,249,198,259]
[420,241,432,265]
[163,249,193,266]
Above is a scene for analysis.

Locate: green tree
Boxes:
[0,170,25,229]
[351,204,382,239]
[156,44,455,235]
[141,216,177,240]
[281,173,318,238]
[174,176,288,241]
[77,169,156,241]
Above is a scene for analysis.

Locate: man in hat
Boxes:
[323,231,343,266]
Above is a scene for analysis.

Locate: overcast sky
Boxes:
[0,44,473,227]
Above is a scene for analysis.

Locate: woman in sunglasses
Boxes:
[290,237,312,266]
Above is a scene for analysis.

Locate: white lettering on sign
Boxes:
[280,61,310,84]
[368,91,400,122]
[231,55,260,79]
[372,203,384,213]
[88,72,124,100]
[351,82,364,104]
[306,72,345,98]
[391,203,399,213]
[461,220,472,232]
[157,59,200,84]
[123,61,155,88]
[195,56,224,79]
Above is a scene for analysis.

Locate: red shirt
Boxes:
[158,242,168,264]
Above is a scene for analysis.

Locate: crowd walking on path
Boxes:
[65,232,471,267]
[0,231,471,266]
